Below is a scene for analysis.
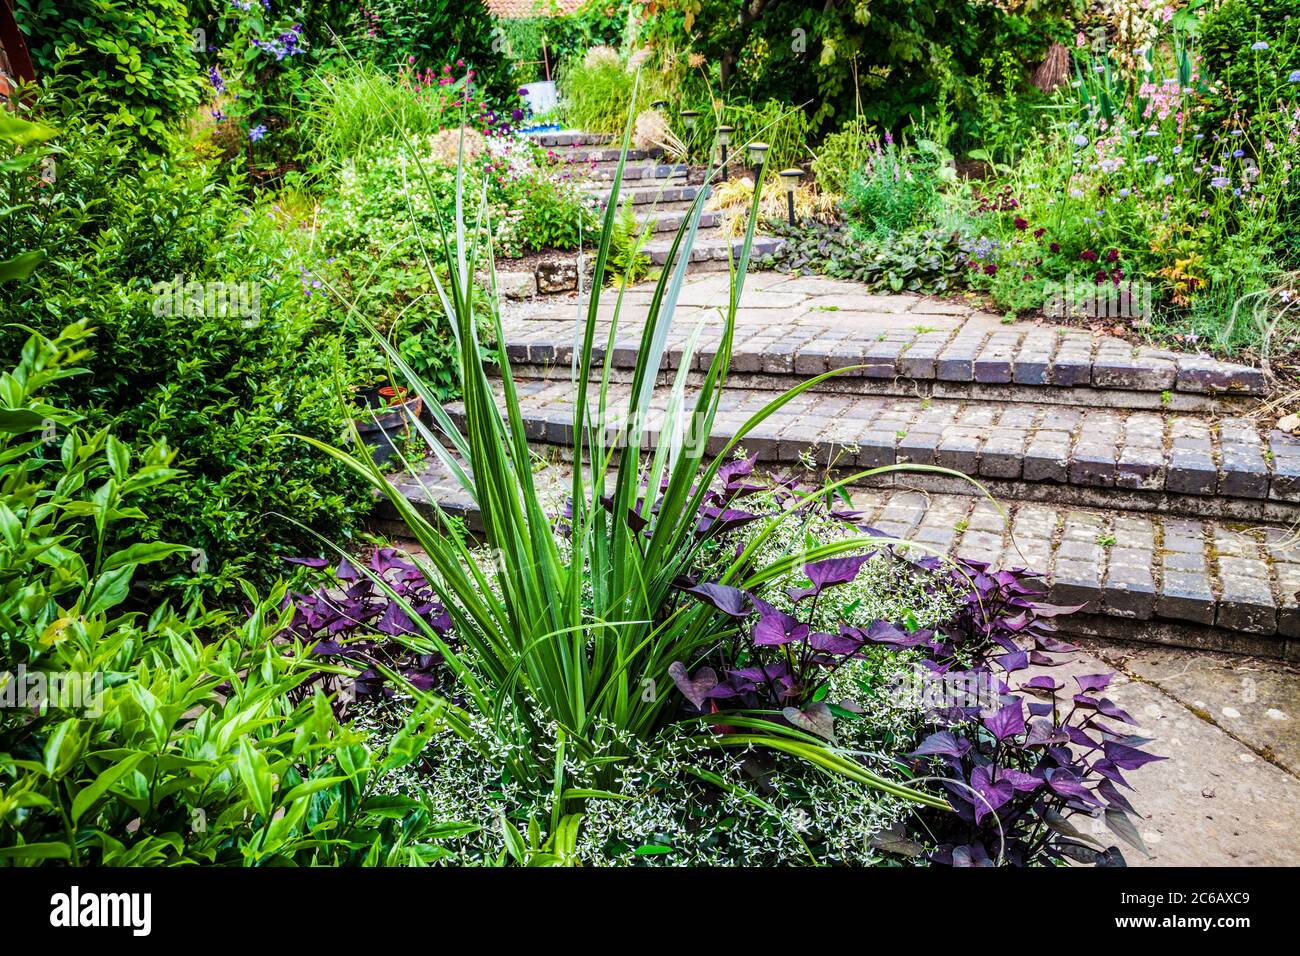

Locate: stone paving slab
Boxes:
[585,163,689,182]
[502,273,1266,399]
[377,451,1300,653]
[579,181,702,205]
[1089,643,1300,777]
[641,231,784,265]
[545,146,663,163]
[1037,641,1300,866]
[445,381,1300,516]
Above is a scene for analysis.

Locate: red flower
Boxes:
[1094,270,1108,284]
[984,263,998,276]
[1014,217,1029,231]
[1080,249,1098,262]
[1106,249,1120,263]
[1049,241,1061,253]
[1033,227,1046,238]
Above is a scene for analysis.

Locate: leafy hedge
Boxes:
[351,0,517,105]
[15,0,204,147]
[0,117,370,595]
[0,324,463,866]
[1200,0,1300,91]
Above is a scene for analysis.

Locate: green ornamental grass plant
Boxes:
[303,78,974,829]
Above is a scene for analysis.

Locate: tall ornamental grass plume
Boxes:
[299,76,980,818]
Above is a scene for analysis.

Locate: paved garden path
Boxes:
[399,269,1300,661]
[1038,638,1300,866]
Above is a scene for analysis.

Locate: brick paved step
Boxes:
[526,130,613,148]
[499,313,1266,408]
[579,182,703,205]
[583,163,690,183]
[629,208,724,232]
[545,146,664,163]
[642,231,785,265]
[375,458,1300,659]
[440,381,1300,523]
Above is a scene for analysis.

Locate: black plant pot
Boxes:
[353,386,424,466]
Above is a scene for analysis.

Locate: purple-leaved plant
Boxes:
[887,557,1164,866]
[284,548,452,708]
[660,457,1164,866]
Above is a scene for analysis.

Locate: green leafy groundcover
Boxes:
[0,324,469,866]
[761,222,970,295]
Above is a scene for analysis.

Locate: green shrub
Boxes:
[15,0,203,147]
[0,117,370,595]
[0,324,469,866]
[764,221,969,294]
[682,98,812,172]
[530,1,631,75]
[186,0,359,168]
[608,197,652,284]
[313,133,491,397]
[299,63,462,172]
[557,48,672,133]
[841,139,943,238]
[498,5,634,88]
[810,116,876,197]
[497,170,598,255]
[0,109,56,281]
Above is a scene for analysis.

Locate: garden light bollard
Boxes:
[779,168,804,225]
[679,109,700,159]
[747,141,769,171]
[717,125,734,181]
